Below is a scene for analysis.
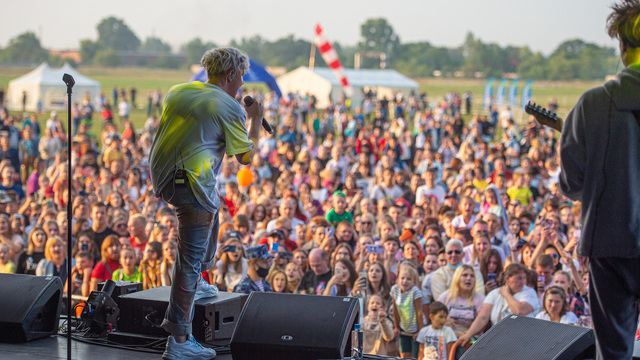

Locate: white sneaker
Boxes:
[194,277,218,300]
[162,334,216,360]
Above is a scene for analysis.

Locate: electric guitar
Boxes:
[524,101,564,132]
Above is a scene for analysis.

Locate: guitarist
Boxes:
[559,1,640,359]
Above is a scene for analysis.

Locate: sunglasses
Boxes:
[116,223,127,228]
[550,253,560,259]
[446,250,462,255]
[361,221,372,225]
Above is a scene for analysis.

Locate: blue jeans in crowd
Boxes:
[159,182,219,336]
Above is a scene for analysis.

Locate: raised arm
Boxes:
[235,100,264,165]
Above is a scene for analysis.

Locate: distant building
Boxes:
[115,51,186,67]
[48,50,82,63]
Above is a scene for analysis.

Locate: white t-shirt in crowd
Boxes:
[415,325,457,360]
[484,285,539,325]
[534,311,578,325]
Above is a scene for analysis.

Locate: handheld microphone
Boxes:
[243,96,273,134]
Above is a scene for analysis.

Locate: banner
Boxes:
[508,79,519,108]
[521,80,533,109]
[496,79,508,105]
[315,23,352,97]
[483,78,494,110]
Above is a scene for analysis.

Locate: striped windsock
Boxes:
[315,23,353,97]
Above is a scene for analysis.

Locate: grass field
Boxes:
[0,65,604,138]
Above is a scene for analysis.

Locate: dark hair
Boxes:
[607,0,640,48]
[333,258,357,296]
[535,254,555,269]
[503,263,528,279]
[480,248,504,285]
[146,241,163,259]
[366,261,391,300]
[429,301,448,316]
[542,285,570,318]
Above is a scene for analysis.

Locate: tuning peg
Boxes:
[542,107,547,112]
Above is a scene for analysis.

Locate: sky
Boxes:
[0,0,618,56]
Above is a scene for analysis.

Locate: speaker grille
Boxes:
[460,315,595,360]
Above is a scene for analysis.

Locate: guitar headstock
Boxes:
[524,101,563,132]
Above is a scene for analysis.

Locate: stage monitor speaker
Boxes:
[230,292,359,360]
[460,315,595,360]
[98,280,142,308]
[117,286,247,345]
[0,274,63,342]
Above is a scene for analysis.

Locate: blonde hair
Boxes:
[44,236,66,261]
[445,264,477,306]
[201,47,250,79]
[396,263,419,288]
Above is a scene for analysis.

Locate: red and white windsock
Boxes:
[315,23,353,97]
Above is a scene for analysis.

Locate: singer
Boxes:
[149,47,264,360]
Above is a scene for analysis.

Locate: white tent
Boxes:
[6,63,101,112]
[276,67,420,109]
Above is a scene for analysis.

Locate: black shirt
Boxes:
[90,227,118,249]
[297,269,332,295]
[16,251,45,275]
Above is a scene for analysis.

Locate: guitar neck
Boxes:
[524,102,564,132]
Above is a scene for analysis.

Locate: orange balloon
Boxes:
[237,167,253,187]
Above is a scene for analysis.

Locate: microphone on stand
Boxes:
[243,96,273,134]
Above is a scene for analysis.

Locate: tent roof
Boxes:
[9,62,100,87]
[309,67,419,88]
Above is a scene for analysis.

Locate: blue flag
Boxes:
[521,80,533,109]
[508,79,519,108]
[483,78,495,110]
[496,79,508,105]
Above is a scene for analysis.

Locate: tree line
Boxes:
[0,17,618,81]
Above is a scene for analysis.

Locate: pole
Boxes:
[62,73,75,360]
[309,41,316,70]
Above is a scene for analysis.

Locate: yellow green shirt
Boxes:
[0,260,15,274]
[149,82,253,213]
[507,186,533,206]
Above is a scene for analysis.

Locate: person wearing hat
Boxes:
[233,244,273,294]
[258,228,297,252]
[325,190,353,227]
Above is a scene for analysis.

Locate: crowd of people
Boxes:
[0,82,589,360]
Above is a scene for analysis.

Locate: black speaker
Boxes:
[230,292,359,360]
[117,286,247,345]
[460,315,595,360]
[0,273,63,342]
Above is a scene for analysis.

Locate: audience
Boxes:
[0,87,592,357]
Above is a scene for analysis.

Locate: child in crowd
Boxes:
[363,294,395,355]
[325,191,353,227]
[160,240,177,286]
[416,301,457,360]
[391,264,424,359]
[0,243,15,273]
[507,170,533,208]
[70,251,93,296]
[112,247,143,283]
[139,241,162,289]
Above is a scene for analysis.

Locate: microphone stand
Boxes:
[62,73,75,360]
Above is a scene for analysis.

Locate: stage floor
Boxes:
[1,335,233,360]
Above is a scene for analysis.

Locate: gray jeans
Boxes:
[159,182,219,336]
